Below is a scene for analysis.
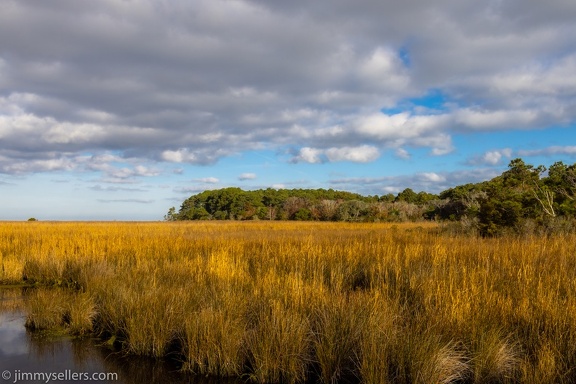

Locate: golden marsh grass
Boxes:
[1,221,576,383]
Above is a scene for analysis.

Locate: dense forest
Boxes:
[167,159,576,236]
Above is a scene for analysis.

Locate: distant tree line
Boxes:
[166,159,576,236]
[166,187,436,223]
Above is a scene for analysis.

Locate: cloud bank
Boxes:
[0,0,575,178]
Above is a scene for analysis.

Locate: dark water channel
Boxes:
[0,288,242,384]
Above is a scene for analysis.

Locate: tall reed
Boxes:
[1,221,576,383]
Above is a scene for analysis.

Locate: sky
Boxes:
[1,0,576,220]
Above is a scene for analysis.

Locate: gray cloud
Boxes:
[460,145,576,167]
[466,148,513,166]
[90,185,148,193]
[329,168,502,195]
[238,173,257,181]
[517,146,576,157]
[192,177,220,184]
[97,199,154,204]
[1,0,575,173]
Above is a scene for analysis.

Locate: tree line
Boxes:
[166,159,576,236]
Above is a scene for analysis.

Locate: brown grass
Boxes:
[1,221,576,383]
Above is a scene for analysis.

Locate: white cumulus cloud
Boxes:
[467,148,513,165]
[194,177,220,183]
[325,145,380,163]
[238,173,257,180]
[291,145,380,163]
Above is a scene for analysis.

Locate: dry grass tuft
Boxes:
[25,289,68,330]
[246,300,311,383]
[1,221,576,383]
[66,292,97,335]
[472,329,521,383]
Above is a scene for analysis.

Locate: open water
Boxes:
[0,288,241,384]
